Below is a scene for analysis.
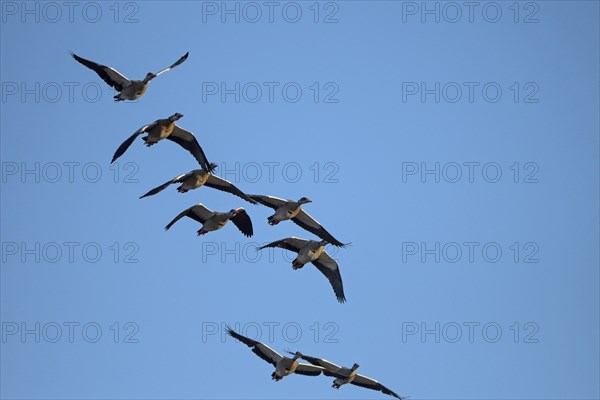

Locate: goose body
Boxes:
[294,240,326,267]
[144,118,177,145]
[140,168,256,204]
[258,237,346,303]
[164,204,253,237]
[111,113,215,172]
[249,195,347,247]
[269,197,307,223]
[295,353,405,399]
[118,80,149,101]
[71,52,188,101]
[226,327,323,381]
[176,170,212,192]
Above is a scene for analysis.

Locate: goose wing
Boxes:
[294,363,325,377]
[153,52,189,76]
[230,208,253,237]
[258,237,310,253]
[298,354,343,377]
[139,172,191,199]
[71,53,130,91]
[166,125,215,172]
[248,194,289,210]
[311,252,346,303]
[204,175,257,204]
[292,210,347,247]
[111,123,155,163]
[164,203,213,231]
[352,374,405,399]
[226,326,282,366]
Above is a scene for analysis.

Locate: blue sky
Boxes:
[1,1,599,399]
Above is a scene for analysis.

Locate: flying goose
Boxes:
[140,168,256,204]
[249,195,347,247]
[226,326,324,381]
[258,237,346,303]
[165,204,253,237]
[290,352,405,399]
[111,113,215,172]
[71,51,188,101]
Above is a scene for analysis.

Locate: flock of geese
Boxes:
[71,50,405,399]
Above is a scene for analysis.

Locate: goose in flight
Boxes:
[290,352,405,399]
[226,326,324,381]
[71,51,189,101]
[139,169,256,204]
[165,204,253,237]
[258,237,346,303]
[111,113,215,172]
[249,195,347,247]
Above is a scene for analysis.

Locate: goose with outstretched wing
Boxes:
[258,237,346,303]
[164,204,253,237]
[249,195,347,247]
[226,326,323,381]
[290,352,405,399]
[111,113,215,172]
[71,51,188,101]
[140,168,255,204]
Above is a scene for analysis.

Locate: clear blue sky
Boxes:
[1,1,599,399]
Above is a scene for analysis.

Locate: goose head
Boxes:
[351,363,360,371]
[227,208,243,218]
[143,72,157,83]
[291,351,302,361]
[169,112,184,122]
[297,197,312,204]
[318,239,329,247]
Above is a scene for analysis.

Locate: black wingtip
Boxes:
[206,162,218,173]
